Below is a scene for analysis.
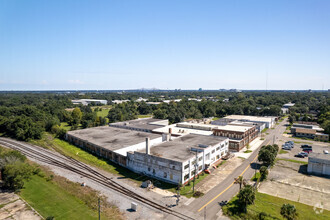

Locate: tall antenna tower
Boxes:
[266,71,268,91]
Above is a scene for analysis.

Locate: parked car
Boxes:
[303,148,312,153]
[324,150,329,154]
[282,146,291,150]
[295,154,305,158]
[301,145,312,149]
[299,152,308,157]
[288,141,294,145]
[294,152,308,158]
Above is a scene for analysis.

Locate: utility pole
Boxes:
[98,198,101,220]
[192,151,198,193]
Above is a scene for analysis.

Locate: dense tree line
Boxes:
[0,91,328,140]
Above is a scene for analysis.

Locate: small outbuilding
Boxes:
[307,153,330,176]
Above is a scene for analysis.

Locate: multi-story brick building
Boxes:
[212,124,258,151]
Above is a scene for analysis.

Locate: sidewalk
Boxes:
[234,137,264,159]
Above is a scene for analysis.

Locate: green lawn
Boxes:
[95,108,110,118]
[276,158,308,165]
[20,175,99,220]
[261,128,268,133]
[138,114,152,118]
[223,192,330,220]
[279,149,289,154]
[177,173,210,198]
[244,150,252,153]
[251,172,261,181]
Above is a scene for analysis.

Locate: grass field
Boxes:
[276,158,308,165]
[251,172,261,181]
[138,114,152,118]
[279,149,289,154]
[95,108,110,118]
[244,150,252,153]
[223,192,330,220]
[21,175,100,220]
[178,173,209,198]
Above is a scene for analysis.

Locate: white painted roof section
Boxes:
[224,115,275,123]
[152,124,214,136]
[215,125,251,132]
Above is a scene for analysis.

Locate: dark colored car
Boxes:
[303,149,312,153]
[301,145,312,148]
[295,154,305,158]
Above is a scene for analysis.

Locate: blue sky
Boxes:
[0,0,329,90]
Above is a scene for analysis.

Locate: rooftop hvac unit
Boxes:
[131,202,137,211]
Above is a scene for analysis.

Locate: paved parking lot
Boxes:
[259,160,330,211]
[277,136,330,162]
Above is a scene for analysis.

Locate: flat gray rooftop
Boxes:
[139,134,228,162]
[67,126,161,151]
[110,118,166,130]
[309,153,330,164]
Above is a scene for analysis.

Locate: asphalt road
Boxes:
[187,119,288,219]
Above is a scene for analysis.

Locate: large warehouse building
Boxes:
[127,134,229,184]
[66,126,163,166]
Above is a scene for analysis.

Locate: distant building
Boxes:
[290,127,329,141]
[112,100,130,104]
[308,153,330,176]
[282,102,295,114]
[223,115,276,128]
[71,99,108,106]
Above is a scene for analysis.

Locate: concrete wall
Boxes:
[182,139,229,183]
[127,152,183,184]
[127,138,229,185]
[308,162,330,176]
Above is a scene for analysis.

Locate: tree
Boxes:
[237,185,256,213]
[70,107,82,126]
[258,145,278,166]
[2,162,33,191]
[259,166,268,180]
[234,176,247,190]
[280,204,298,220]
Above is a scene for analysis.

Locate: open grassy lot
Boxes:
[21,175,100,220]
[279,149,289,154]
[95,108,110,118]
[276,158,308,165]
[223,192,330,220]
[176,173,210,198]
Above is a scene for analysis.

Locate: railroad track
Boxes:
[0,138,194,220]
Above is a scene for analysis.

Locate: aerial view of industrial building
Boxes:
[64,115,272,183]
